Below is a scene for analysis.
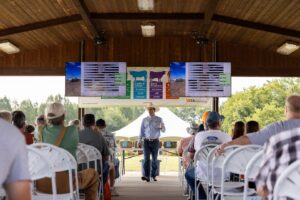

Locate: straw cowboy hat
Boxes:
[145,102,160,112]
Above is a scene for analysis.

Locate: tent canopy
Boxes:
[114,107,191,141]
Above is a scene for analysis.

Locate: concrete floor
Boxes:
[113,172,187,200]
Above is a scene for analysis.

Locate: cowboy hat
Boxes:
[145,102,160,112]
[186,122,199,135]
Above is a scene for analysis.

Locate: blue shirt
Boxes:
[139,115,165,141]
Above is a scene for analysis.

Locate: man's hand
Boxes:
[216,143,227,156]
[257,186,269,199]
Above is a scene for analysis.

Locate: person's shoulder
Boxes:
[0,119,25,145]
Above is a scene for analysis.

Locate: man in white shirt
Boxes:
[185,111,231,200]
[0,119,31,200]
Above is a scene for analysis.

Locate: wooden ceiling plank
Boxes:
[72,0,99,38]
[0,15,81,37]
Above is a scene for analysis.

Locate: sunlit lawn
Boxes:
[120,155,180,172]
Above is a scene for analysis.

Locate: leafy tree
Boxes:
[0,96,12,111]
[18,100,38,124]
[220,78,300,133]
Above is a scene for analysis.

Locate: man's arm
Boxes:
[160,119,166,133]
[138,119,145,147]
[4,180,31,200]
[216,135,251,155]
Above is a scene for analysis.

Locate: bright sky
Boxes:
[0,76,278,104]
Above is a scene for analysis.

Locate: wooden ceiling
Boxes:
[0,0,299,67]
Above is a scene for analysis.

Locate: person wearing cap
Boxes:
[138,102,165,182]
[38,102,99,200]
[177,122,199,169]
[187,111,210,161]
[96,118,120,196]
[177,122,199,196]
[185,111,231,200]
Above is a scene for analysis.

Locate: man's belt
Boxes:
[144,138,159,142]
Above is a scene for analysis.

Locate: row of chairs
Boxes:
[193,144,300,200]
[26,143,104,200]
[193,144,261,200]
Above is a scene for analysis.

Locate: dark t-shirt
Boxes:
[79,127,110,158]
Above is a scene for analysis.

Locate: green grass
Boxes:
[120,155,179,172]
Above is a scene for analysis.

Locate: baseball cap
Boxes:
[206,111,221,125]
[45,102,65,120]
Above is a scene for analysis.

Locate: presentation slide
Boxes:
[170,62,231,97]
[65,62,126,97]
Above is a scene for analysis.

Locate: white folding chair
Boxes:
[31,143,79,200]
[77,143,104,200]
[27,146,57,200]
[273,159,300,200]
[243,151,263,200]
[218,145,262,200]
[194,144,218,200]
[211,145,243,200]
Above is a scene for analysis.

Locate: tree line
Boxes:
[1,78,299,134]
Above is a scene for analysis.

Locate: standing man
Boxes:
[138,102,165,182]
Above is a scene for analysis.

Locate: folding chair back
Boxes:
[31,143,79,199]
[27,146,57,200]
[274,159,300,200]
[243,150,263,200]
[194,144,218,200]
[220,145,262,199]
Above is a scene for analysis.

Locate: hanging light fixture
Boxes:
[137,0,154,11]
[141,23,155,37]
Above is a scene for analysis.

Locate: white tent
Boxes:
[114,107,190,141]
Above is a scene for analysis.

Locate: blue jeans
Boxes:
[114,158,120,179]
[143,139,159,178]
[185,166,207,200]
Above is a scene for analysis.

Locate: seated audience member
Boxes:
[256,127,300,199]
[177,122,198,195]
[38,102,99,200]
[96,118,120,196]
[245,120,260,133]
[217,94,300,154]
[0,110,12,122]
[185,112,231,200]
[178,122,198,167]
[69,119,81,132]
[0,119,31,200]
[24,124,34,145]
[187,111,210,161]
[232,121,245,139]
[79,114,110,184]
[34,114,47,141]
[12,111,27,138]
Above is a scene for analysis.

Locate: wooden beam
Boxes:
[0,15,81,37]
[199,0,220,36]
[90,13,205,20]
[72,0,99,38]
[213,14,300,38]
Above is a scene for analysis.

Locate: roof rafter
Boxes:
[0,15,81,37]
[199,0,220,36]
[72,0,99,38]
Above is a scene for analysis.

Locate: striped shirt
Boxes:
[256,127,300,199]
